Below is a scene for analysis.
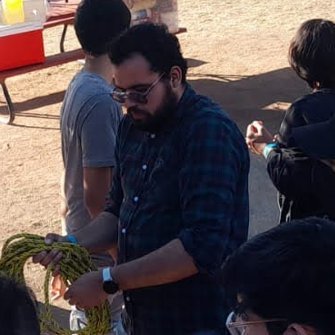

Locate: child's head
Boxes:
[289,19,335,89]
[74,0,131,57]
[0,275,40,335]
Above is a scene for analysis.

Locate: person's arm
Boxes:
[60,169,68,234]
[67,109,125,253]
[63,239,197,308]
[81,97,121,219]
[71,211,119,253]
[33,112,124,270]
[31,210,119,278]
[83,167,112,219]
[112,239,197,290]
[245,120,274,155]
[266,147,316,198]
[266,148,335,221]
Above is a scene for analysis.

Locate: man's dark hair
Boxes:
[74,0,131,56]
[0,275,40,335]
[221,217,335,335]
[289,19,335,88]
[109,23,188,83]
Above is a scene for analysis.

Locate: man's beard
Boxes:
[127,84,178,132]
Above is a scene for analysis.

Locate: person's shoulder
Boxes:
[290,92,315,108]
[70,72,112,96]
[75,77,121,121]
[186,91,241,136]
[292,89,335,107]
[290,89,335,122]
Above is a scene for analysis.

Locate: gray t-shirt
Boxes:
[61,71,122,235]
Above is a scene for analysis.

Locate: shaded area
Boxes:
[0,90,65,115]
[187,58,208,68]
[0,64,308,234]
[189,67,307,132]
[0,66,307,129]
[0,90,64,128]
[6,123,60,130]
[14,91,65,114]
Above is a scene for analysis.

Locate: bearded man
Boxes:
[34,23,249,335]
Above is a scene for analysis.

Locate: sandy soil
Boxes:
[1,0,335,326]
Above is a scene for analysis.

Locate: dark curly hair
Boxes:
[0,275,40,335]
[222,217,335,335]
[289,19,335,88]
[109,23,188,83]
[74,0,131,56]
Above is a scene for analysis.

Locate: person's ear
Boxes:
[283,323,314,335]
[169,66,182,88]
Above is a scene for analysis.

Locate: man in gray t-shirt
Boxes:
[61,71,121,247]
[60,70,124,333]
[55,0,131,333]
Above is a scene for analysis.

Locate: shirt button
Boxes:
[125,296,131,302]
[142,164,147,171]
[133,196,139,203]
[150,133,156,139]
[121,228,126,234]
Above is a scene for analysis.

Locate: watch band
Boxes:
[262,142,278,159]
[66,234,78,244]
[102,267,112,282]
[102,267,119,294]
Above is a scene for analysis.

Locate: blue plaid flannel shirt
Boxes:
[105,84,250,335]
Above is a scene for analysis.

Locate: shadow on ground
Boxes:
[1,63,308,234]
[189,66,307,132]
[0,65,307,131]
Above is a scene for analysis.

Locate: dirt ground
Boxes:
[1,0,335,326]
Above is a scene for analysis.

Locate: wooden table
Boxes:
[0,0,82,124]
[0,0,186,125]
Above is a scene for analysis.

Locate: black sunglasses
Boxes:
[111,73,165,104]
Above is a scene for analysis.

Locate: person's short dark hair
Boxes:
[221,217,335,335]
[109,23,188,83]
[74,0,131,56]
[0,275,40,335]
[289,19,335,88]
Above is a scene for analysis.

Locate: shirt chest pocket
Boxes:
[120,154,143,195]
[145,151,180,203]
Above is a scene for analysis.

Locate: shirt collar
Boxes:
[174,82,198,119]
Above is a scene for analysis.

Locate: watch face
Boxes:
[103,280,119,294]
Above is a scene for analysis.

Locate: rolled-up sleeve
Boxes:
[178,115,243,275]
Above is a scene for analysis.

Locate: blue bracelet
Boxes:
[262,142,278,159]
[66,234,78,245]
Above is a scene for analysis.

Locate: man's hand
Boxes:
[32,233,68,275]
[246,120,274,155]
[64,270,109,309]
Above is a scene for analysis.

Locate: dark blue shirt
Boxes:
[106,84,250,335]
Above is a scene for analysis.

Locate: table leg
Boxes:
[0,82,15,124]
[60,24,68,53]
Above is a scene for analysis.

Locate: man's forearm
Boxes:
[112,239,198,290]
[83,167,113,219]
[73,211,118,253]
